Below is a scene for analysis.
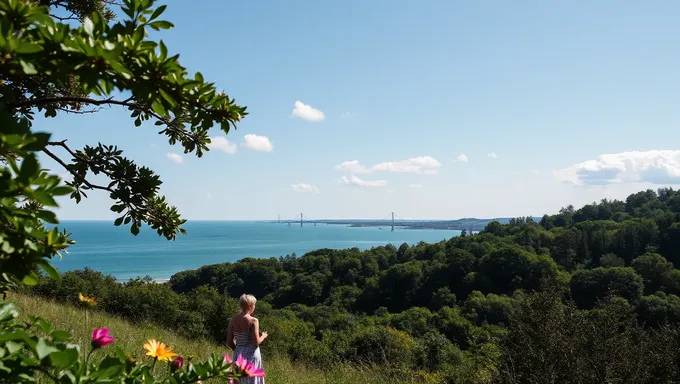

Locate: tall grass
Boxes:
[10,294,414,384]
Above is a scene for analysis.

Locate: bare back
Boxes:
[230,313,255,333]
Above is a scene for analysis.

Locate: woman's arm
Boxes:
[250,319,268,345]
[227,320,236,350]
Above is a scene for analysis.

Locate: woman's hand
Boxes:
[261,331,269,340]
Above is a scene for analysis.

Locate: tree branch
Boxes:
[15,96,140,110]
[41,147,114,193]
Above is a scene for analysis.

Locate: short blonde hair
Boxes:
[238,294,257,310]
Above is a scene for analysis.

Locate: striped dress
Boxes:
[233,330,265,384]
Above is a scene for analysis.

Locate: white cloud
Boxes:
[371,156,442,174]
[340,112,355,119]
[409,184,423,188]
[242,134,273,152]
[455,154,469,163]
[335,160,370,173]
[554,150,680,186]
[488,152,498,159]
[424,170,438,175]
[206,192,213,199]
[208,136,237,154]
[339,175,387,187]
[167,153,184,164]
[292,100,325,122]
[291,183,320,193]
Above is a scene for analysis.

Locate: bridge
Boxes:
[273,212,406,231]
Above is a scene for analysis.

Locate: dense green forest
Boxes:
[29,188,680,383]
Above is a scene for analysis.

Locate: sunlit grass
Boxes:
[10,294,410,384]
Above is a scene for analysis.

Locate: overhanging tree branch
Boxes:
[41,147,114,193]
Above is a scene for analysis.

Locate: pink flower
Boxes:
[171,356,184,372]
[244,361,265,378]
[235,354,248,371]
[223,353,233,364]
[233,354,265,378]
[91,328,115,349]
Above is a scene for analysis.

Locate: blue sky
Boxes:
[38,0,680,220]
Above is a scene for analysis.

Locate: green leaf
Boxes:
[149,4,167,20]
[50,330,71,341]
[5,341,22,354]
[83,17,94,35]
[114,217,123,226]
[34,338,59,359]
[53,186,74,196]
[16,43,43,54]
[20,60,38,74]
[37,261,60,280]
[49,348,79,369]
[131,224,140,236]
[19,154,38,183]
[0,330,31,342]
[150,20,174,30]
[0,303,19,322]
[22,272,39,286]
[30,190,58,207]
[89,364,124,381]
[111,204,126,213]
[36,210,58,224]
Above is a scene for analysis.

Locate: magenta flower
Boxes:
[91,328,115,349]
[223,353,233,364]
[234,354,265,378]
[171,356,184,372]
[244,362,265,378]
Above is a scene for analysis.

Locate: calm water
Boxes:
[53,221,460,280]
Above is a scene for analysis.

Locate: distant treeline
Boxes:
[29,188,680,383]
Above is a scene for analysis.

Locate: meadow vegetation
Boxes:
[27,188,680,383]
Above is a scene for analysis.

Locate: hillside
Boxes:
[25,187,680,382]
[9,294,403,384]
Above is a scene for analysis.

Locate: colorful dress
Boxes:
[233,330,265,384]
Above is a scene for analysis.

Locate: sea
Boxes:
[52,221,460,281]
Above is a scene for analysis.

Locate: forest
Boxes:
[28,188,680,383]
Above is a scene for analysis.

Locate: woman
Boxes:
[227,294,268,383]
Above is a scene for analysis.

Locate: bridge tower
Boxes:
[391,212,395,232]
[300,213,303,227]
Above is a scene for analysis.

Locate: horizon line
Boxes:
[58,217,536,222]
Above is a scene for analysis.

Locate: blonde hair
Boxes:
[238,294,257,311]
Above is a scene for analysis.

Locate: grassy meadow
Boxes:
[9,294,415,384]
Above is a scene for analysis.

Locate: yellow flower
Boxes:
[78,293,96,307]
[143,339,177,361]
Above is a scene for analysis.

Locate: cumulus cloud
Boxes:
[208,136,237,154]
[242,134,273,152]
[409,184,423,188]
[554,150,680,186]
[371,156,442,174]
[291,183,320,193]
[292,100,325,122]
[339,175,387,187]
[335,160,370,173]
[488,152,498,159]
[167,153,184,164]
[455,154,469,163]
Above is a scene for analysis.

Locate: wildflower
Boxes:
[143,339,177,361]
[91,328,115,349]
[234,354,265,378]
[171,356,184,372]
[223,353,233,364]
[78,293,96,307]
